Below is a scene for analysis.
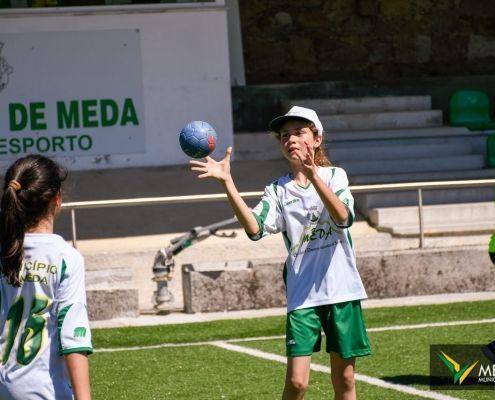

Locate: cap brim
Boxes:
[268,115,312,133]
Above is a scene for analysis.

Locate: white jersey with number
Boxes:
[0,233,93,400]
[249,166,367,312]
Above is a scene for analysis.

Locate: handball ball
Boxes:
[179,121,217,159]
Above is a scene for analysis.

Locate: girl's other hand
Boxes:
[294,142,317,180]
[190,146,233,183]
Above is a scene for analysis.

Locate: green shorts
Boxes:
[286,300,371,359]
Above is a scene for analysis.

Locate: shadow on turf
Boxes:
[381,375,430,386]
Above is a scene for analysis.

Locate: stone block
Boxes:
[181,248,495,313]
[87,289,139,321]
[252,262,286,308]
[182,261,287,313]
[358,247,495,298]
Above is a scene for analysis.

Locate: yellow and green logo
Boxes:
[437,351,479,385]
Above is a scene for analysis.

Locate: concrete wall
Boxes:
[182,247,495,312]
[238,1,495,84]
[0,3,233,170]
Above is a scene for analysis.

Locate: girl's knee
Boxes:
[332,368,355,392]
[287,377,309,393]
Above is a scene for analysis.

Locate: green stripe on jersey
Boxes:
[347,230,354,249]
[258,200,270,224]
[57,304,73,354]
[271,180,282,212]
[60,347,93,356]
[250,200,270,239]
[60,259,68,283]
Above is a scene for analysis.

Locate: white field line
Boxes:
[96,317,495,353]
[212,342,462,400]
[367,318,495,333]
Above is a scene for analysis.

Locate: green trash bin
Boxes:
[488,134,495,167]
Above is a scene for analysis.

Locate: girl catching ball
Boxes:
[0,155,93,400]
[190,106,371,400]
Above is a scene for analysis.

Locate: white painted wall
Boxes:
[0,3,233,170]
[226,0,245,86]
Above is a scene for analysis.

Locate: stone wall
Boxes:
[182,247,494,313]
[238,0,495,84]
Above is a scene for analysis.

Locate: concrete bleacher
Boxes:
[368,202,495,236]
[234,94,494,236]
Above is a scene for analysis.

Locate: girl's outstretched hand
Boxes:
[190,146,232,182]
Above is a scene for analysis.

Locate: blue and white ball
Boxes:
[179,121,218,159]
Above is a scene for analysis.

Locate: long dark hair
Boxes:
[0,155,67,287]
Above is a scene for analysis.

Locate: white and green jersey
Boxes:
[250,167,367,312]
[0,233,92,400]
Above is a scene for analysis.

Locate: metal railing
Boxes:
[61,178,495,249]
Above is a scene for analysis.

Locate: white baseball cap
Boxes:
[268,106,323,136]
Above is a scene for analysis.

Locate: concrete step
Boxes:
[321,110,443,131]
[327,126,472,142]
[324,135,486,154]
[375,220,494,236]
[329,143,473,162]
[350,168,495,185]
[368,202,495,228]
[327,132,487,151]
[355,185,493,211]
[233,130,487,162]
[343,154,484,175]
[377,221,493,236]
[284,95,432,115]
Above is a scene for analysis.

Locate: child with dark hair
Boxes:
[0,154,92,400]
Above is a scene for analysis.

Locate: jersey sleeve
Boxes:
[329,168,355,229]
[55,253,93,356]
[247,183,285,241]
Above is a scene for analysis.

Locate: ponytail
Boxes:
[0,183,25,286]
[0,155,67,287]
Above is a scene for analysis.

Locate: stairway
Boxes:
[235,96,493,203]
[234,95,495,236]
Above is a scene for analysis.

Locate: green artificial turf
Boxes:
[92,300,495,348]
[90,300,495,399]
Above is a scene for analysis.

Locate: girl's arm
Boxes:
[309,174,349,224]
[65,352,91,400]
[190,147,259,235]
[296,143,349,225]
